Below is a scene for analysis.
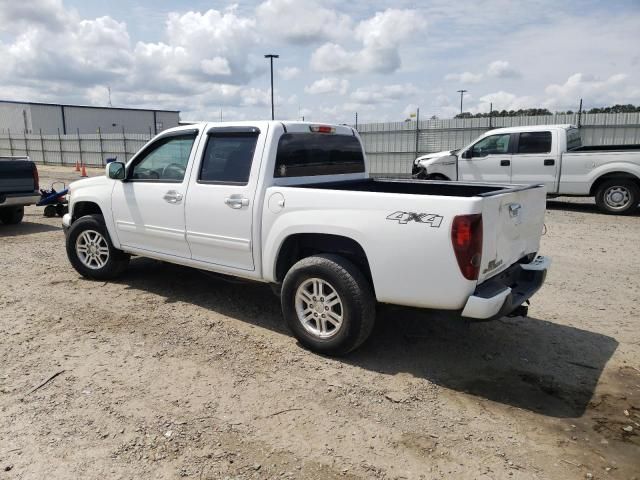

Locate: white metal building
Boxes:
[0,100,180,135]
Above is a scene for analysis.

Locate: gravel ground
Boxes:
[1,165,639,479]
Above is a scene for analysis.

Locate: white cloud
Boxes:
[310,9,425,74]
[350,83,420,104]
[472,91,536,113]
[444,72,484,84]
[487,60,520,78]
[543,73,633,109]
[201,57,232,76]
[279,66,301,80]
[256,0,351,43]
[304,77,349,95]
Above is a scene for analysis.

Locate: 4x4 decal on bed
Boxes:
[386,211,443,227]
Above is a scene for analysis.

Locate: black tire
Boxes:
[44,205,57,217]
[595,179,640,215]
[0,206,24,224]
[281,254,375,356]
[66,214,130,280]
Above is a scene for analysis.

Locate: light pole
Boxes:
[264,54,279,120]
[457,89,468,115]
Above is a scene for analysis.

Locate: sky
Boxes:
[0,0,639,123]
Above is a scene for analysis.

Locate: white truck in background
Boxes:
[62,121,550,355]
[412,125,640,215]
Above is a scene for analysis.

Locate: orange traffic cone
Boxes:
[75,159,80,172]
[80,163,88,177]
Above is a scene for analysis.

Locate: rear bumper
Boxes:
[0,193,40,208]
[461,256,550,320]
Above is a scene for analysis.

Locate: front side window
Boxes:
[130,133,197,182]
[199,133,259,185]
[470,134,511,157]
[517,131,552,154]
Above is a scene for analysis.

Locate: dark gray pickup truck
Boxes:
[0,156,40,224]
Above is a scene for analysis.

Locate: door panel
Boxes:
[185,126,266,271]
[510,130,558,192]
[111,132,198,258]
[458,133,512,183]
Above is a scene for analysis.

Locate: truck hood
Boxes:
[414,150,458,166]
[69,174,108,191]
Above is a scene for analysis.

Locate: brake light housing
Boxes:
[32,163,39,191]
[309,125,335,134]
[451,214,483,281]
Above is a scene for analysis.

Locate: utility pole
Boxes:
[107,86,113,107]
[355,112,358,130]
[457,90,468,115]
[264,54,279,120]
[577,98,583,128]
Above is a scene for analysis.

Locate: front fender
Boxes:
[415,154,457,179]
[68,180,118,247]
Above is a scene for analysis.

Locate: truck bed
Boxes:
[570,144,640,152]
[294,178,531,197]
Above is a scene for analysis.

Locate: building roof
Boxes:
[0,99,179,113]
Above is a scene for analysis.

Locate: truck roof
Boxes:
[486,124,577,135]
[162,121,356,136]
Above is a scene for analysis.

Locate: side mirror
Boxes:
[107,161,125,180]
[462,149,472,159]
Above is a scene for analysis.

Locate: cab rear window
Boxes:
[275,133,365,177]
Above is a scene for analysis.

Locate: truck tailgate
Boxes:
[0,159,37,194]
[478,185,546,283]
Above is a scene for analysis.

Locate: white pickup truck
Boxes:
[62,121,550,355]
[413,124,640,215]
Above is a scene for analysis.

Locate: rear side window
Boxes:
[199,133,259,185]
[517,131,552,154]
[566,128,582,150]
[275,133,365,177]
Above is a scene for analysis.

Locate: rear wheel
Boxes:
[66,214,130,280]
[595,179,639,215]
[281,254,375,355]
[0,206,24,224]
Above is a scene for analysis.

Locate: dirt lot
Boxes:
[1,165,639,479]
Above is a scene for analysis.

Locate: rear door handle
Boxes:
[500,160,510,166]
[224,195,250,209]
[163,190,183,204]
[544,159,555,166]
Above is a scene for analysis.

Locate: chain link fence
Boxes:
[0,129,152,167]
[356,112,640,176]
[2,113,640,175]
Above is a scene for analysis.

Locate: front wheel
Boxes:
[66,214,130,280]
[281,254,376,356]
[595,180,639,215]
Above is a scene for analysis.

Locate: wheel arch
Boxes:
[72,200,104,221]
[589,171,640,196]
[274,233,374,292]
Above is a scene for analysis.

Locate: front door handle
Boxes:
[544,159,555,166]
[225,195,250,209]
[163,190,183,204]
[500,159,510,166]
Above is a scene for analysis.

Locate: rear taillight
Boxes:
[32,163,39,191]
[451,214,483,281]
